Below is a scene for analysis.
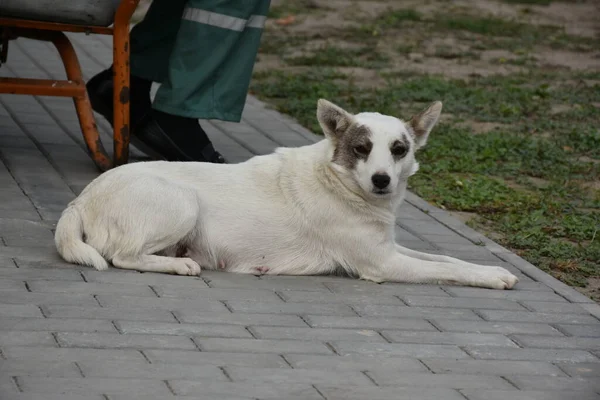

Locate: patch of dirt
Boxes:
[527,177,551,189]
[336,67,386,88]
[457,120,508,134]
[536,50,600,70]
[550,104,575,114]
[576,276,600,302]
[581,181,600,191]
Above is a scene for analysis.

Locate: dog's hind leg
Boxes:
[112,255,201,276]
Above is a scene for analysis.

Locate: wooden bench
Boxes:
[0,0,140,171]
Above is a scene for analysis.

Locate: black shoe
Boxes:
[133,113,226,163]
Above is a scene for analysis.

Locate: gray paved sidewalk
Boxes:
[0,34,599,400]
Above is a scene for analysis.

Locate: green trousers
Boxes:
[129,0,270,122]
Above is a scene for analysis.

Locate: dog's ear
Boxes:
[317,99,354,141]
[408,101,442,149]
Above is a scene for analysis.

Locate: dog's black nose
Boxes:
[371,174,391,189]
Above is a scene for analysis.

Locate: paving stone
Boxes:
[444,287,566,301]
[115,321,253,338]
[521,300,592,314]
[0,218,54,247]
[331,341,470,358]
[225,366,374,385]
[153,286,283,302]
[27,281,156,296]
[511,335,600,350]
[82,270,210,287]
[352,304,483,320]
[16,377,172,397]
[249,326,386,342]
[0,360,81,378]
[0,317,117,333]
[440,249,501,262]
[170,380,323,399]
[420,233,475,245]
[394,226,424,243]
[506,375,600,391]
[432,319,564,335]
[277,290,404,305]
[422,359,566,376]
[0,331,56,347]
[0,375,18,397]
[77,360,226,380]
[95,295,229,313]
[1,346,147,363]
[0,395,105,400]
[43,305,178,322]
[284,354,428,372]
[460,389,600,400]
[175,311,307,327]
[194,338,333,355]
[304,315,437,330]
[367,371,514,389]
[315,386,466,400]
[13,259,82,270]
[108,396,250,400]
[324,281,450,297]
[556,362,600,377]
[556,324,600,338]
[204,273,330,291]
[0,279,27,291]
[0,304,43,318]
[56,332,197,350]
[464,345,599,363]
[144,350,290,368]
[0,268,84,281]
[0,292,97,307]
[381,331,518,347]
[225,300,356,316]
[477,310,600,325]
[401,295,527,310]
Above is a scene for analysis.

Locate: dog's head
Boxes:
[317,99,442,200]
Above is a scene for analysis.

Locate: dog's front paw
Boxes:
[171,258,202,276]
[474,266,519,290]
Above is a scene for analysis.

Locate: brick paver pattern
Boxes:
[0,35,599,400]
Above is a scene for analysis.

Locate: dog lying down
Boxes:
[55,99,518,290]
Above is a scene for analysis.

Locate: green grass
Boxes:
[268,0,323,19]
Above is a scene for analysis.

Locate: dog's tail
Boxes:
[55,206,109,271]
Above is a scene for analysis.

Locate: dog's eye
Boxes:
[391,145,408,157]
[353,145,370,156]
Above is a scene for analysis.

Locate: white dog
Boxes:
[55,99,518,289]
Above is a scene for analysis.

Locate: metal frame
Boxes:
[0,0,140,171]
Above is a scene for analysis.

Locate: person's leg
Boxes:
[87,0,185,128]
[138,0,270,162]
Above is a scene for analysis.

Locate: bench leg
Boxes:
[112,0,140,167]
[50,31,113,171]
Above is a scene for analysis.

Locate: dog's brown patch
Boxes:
[332,124,373,170]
